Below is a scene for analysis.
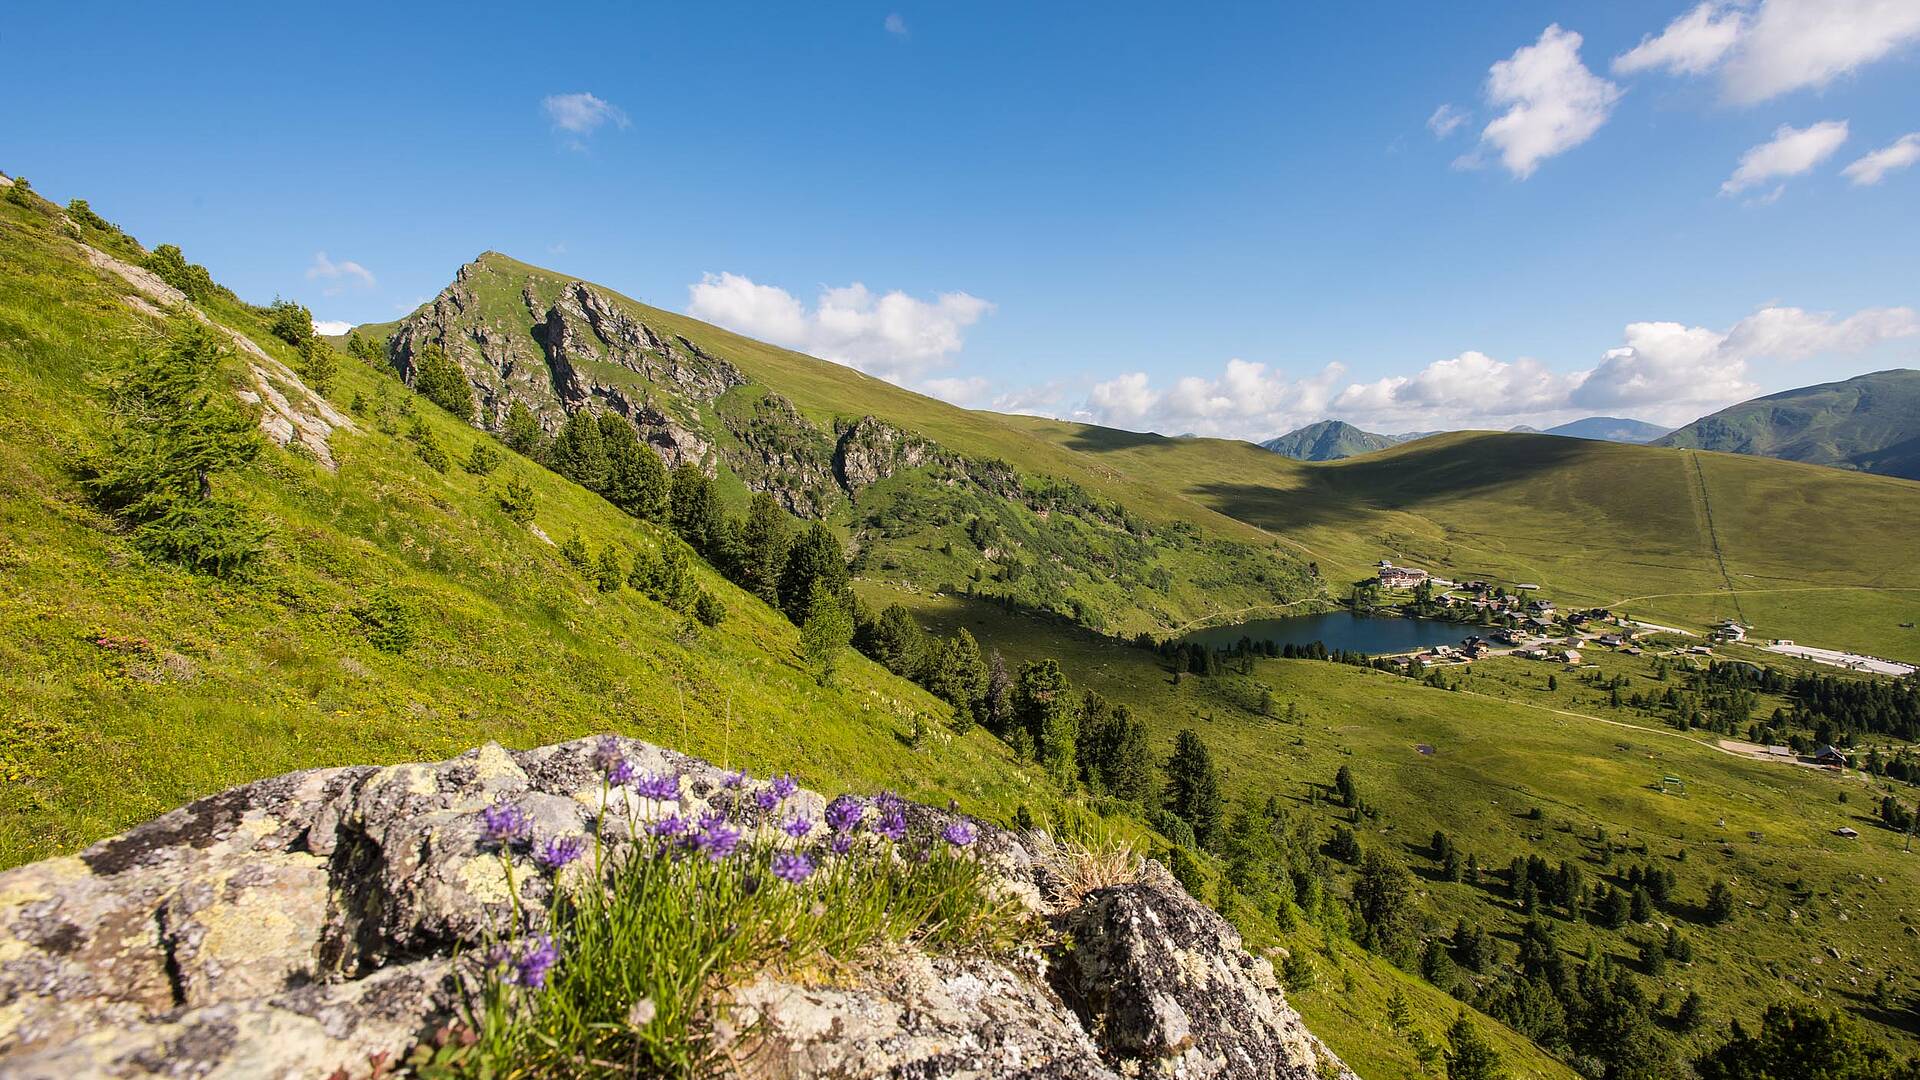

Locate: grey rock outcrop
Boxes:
[0,740,1353,1078]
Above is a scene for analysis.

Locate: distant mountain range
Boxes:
[1538,416,1670,443]
[1655,369,1920,481]
[1260,416,1666,461]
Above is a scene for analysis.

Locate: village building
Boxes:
[1814,745,1850,768]
[1376,562,1430,589]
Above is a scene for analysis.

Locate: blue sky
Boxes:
[5,1,1917,437]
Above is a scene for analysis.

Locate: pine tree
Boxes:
[559,531,590,570]
[1704,880,1737,925]
[83,316,265,576]
[982,649,1014,735]
[867,604,931,680]
[778,522,849,623]
[1444,1016,1506,1080]
[735,492,792,604]
[799,583,853,686]
[410,344,474,421]
[296,338,337,396]
[501,400,546,458]
[597,413,669,520]
[926,628,988,725]
[266,297,315,350]
[553,411,610,492]
[1163,729,1225,849]
[498,474,537,524]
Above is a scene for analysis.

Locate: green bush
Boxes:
[297,338,336,396]
[409,418,451,472]
[410,344,474,421]
[142,244,227,302]
[498,475,537,524]
[463,441,501,476]
[80,317,266,576]
[266,298,315,350]
[356,587,418,654]
[559,532,590,571]
[693,591,725,627]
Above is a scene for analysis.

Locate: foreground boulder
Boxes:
[0,738,1350,1079]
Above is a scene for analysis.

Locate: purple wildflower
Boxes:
[873,806,908,843]
[480,802,531,845]
[513,935,558,989]
[782,815,815,840]
[722,769,750,790]
[591,737,634,786]
[771,851,814,884]
[633,772,680,802]
[771,773,799,800]
[753,787,779,813]
[825,794,866,834]
[694,817,741,861]
[829,831,854,855]
[650,813,689,838]
[942,819,978,847]
[536,835,587,870]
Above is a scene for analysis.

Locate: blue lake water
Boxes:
[1182,611,1470,655]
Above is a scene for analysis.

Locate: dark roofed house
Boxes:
[1813,745,1850,768]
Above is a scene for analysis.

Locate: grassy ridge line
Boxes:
[994,417,1920,660]
[358,252,1281,548]
[0,198,1054,868]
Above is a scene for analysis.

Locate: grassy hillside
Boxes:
[1657,370,1920,481]
[864,585,1920,1070]
[348,253,1322,638]
[997,418,1920,660]
[0,192,1056,869]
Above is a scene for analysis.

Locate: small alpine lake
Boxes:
[1182,610,1471,656]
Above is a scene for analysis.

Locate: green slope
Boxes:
[0,192,1052,869]
[1656,370,1920,480]
[1259,419,1400,461]
[348,252,1324,637]
[997,419,1920,660]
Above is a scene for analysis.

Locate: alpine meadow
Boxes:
[3,5,1920,1080]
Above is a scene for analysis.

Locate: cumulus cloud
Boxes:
[1475,25,1622,179]
[1720,0,1920,103]
[1843,132,1920,185]
[311,319,353,336]
[1721,119,1848,194]
[1572,305,1919,416]
[306,251,375,296]
[685,271,993,386]
[884,12,908,35]
[1613,2,1747,77]
[543,92,629,147]
[1066,304,1919,437]
[1427,104,1468,138]
[920,376,991,406]
[1611,0,1920,104]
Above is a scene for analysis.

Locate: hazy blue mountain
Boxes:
[1655,370,1920,480]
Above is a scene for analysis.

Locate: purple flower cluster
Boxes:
[872,792,908,842]
[771,773,799,800]
[693,812,741,861]
[722,769,750,790]
[771,851,814,884]
[481,802,531,845]
[633,772,681,802]
[942,819,978,847]
[782,815,814,840]
[753,787,780,812]
[489,935,559,990]
[825,794,866,834]
[592,736,636,787]
[536,835,587,871]
[650,813,689,839]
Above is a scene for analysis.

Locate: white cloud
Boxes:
[1476,25,1622,179]
[542,92,629,147]
[1721,119,1848,194]
[1720,0,1920,104]
[311,319,353,336]
[1427,104,1468,138]
[1065,303,1919,437]
[1843,132,1920,185]
[1611,0,1920,104]
[920,376,991,406]
[306,251,376,297]
[1572,305,1919,416]
[1613,2,1747,77]
[685,271,993,385]
[884,12,908,36]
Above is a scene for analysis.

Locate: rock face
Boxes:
[0,740,1354,1078]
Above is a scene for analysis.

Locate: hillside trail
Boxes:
[1686,452,1748,625]
[1451,686,1813,769]
[1605,584,1920,606]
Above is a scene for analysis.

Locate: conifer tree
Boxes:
[597,413,669,521]
[799,583,853,686]
[1444,1016,1506,1080]
[778,521,849,623]
[410,344,474,421]
[553,411,610,492]
[1163,729,1225,849]
[84,316,265,575]
[736,492,792,604]
[501,400,546,458]
[1014,659,1078,784]
[927,629,989,730]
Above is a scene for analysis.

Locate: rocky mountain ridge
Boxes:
[0,737,1351,1079]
